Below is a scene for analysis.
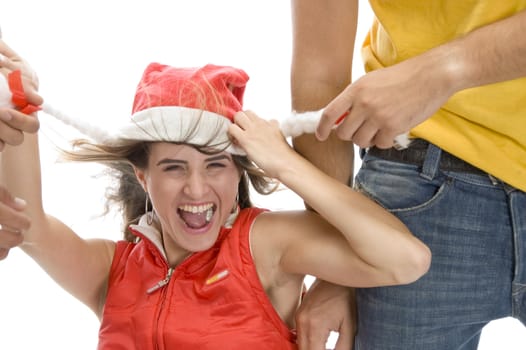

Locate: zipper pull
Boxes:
[147,267,174,294]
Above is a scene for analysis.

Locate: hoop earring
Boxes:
[225,194,240,228]
[232,193,240,213]
[145,194,155,226]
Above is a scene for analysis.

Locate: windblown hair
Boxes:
[59,73,278,241]
[61,139,278,242]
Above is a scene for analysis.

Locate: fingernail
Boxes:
[14,197,27,207]
[0,111,13,121]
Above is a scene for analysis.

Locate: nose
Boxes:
[183,170,210,198]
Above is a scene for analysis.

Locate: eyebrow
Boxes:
[206,155,232,162]
[156,159,185,166]
[156,155,232,166]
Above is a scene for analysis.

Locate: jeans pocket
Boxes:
[355,157,451,213]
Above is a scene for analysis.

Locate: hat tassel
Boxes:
[41,102,113,143]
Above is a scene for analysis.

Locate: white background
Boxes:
[0,1,524,349]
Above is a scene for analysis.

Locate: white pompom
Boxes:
[280,109,323,138]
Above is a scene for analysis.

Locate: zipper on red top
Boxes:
[147,267,174,294]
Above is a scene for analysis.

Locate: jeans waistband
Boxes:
[365,139,487,176]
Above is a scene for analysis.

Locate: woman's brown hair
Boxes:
[61,139,277,242]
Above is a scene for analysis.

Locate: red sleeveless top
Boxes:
[98,207,297,349]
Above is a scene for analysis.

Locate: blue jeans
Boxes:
[353,143,526,349]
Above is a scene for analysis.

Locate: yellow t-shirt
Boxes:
[363,0,526,191]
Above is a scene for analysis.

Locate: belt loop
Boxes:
[359,148,367,160]
[420,143,442,180]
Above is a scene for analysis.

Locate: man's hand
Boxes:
[0,108,40,151]
[0,186,29,260]
[315,51,455,149]
[0,39,40,93]
[296,280,356,350]
[0,39,42,151]
[0,39,39,257]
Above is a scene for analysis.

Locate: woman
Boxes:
[1,62,431,349]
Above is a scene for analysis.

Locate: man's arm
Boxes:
[451,9,526,88]
[0,37,41,259]
[290,1,359,349]
[0,186,29,260]
[316,9,526,148]
[290,0,358,186]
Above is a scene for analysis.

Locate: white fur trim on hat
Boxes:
[41,103,245,154]
[117,106,244,154]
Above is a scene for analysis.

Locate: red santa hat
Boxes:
[106,63,248,154]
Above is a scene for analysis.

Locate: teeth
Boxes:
[178,203,215,223]
[205,208,213,222]
[179,203,214,213]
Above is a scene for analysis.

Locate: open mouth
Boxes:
[177,203,216,229]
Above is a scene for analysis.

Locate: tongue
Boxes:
[180,211,209,229]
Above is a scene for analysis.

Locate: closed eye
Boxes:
[207,162,227,168]
[157,159,186,173]
[205,154,232,171]
[164,164,185,172]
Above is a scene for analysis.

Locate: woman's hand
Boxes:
[229,110,296,179]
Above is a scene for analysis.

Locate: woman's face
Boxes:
[135,143,240,256]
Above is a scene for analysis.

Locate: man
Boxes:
[0,34,42,259]
[291,1,526,349]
